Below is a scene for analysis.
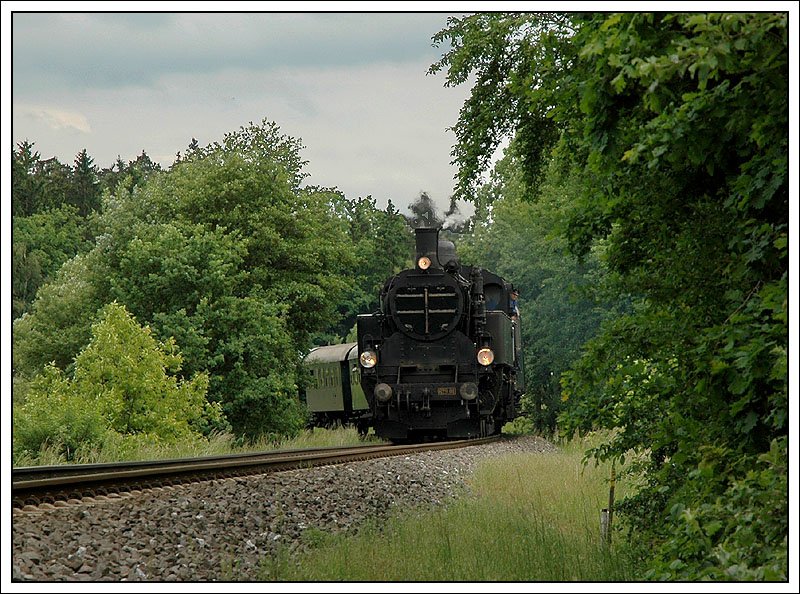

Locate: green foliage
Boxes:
[181,119,308,191]
[500,415,534,436]
[459,150,612,435]
[645,437,788,581]
[95,150,162,196]
[71,148,101,216]
[74,302,215,436]
[433,12,787,579]
[12,142,104,217]
[14,120,357,439]
[13,303,217,463]
[430,13,570,201]
[12,205,88,318]
[11,142,103,318]
[312,192,413,344]
[13,364,108,463]
[12,140,43,217]
[14,250,109,374]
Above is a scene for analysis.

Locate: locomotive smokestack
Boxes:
[415,227,441,270]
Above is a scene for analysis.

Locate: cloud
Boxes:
[12,13,451,92]
[14,105,92,134]
[10,12,472,215]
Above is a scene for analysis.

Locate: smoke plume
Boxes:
[406,191,442,228]
[442,197,469,232]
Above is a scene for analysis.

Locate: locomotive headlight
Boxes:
[417,256,431,270]
[477,348,495,366]
[360,350,378,368]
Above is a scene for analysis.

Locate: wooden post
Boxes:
[601,463,616,545]
[607,463,616,543]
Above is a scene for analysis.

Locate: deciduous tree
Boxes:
[432,12,788,578]
[14,120,358,439]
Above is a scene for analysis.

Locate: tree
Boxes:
[97,155,128,194]
[12,140,43,217]
[71,149,101,216]
[13,250,109,375]
[459,145,613,433]
[12,242,42,320]
[432,12,788,579]
[181,118,308,191]
[311,190,414,344]
[429,13,569,202]
[12,205,86,319]
[36,157,74,212]
[14,120,358,439]
[12,143,96,319]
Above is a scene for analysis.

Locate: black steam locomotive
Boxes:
[357,227,524,441]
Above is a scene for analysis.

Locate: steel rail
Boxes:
[13,436,501,508]
[12,443,389,482]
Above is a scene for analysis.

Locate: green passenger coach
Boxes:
[303,342,370,433]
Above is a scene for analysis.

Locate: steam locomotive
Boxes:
[356,227,523,441]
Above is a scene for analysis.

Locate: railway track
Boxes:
[12,436,500,509]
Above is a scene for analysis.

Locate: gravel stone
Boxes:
[12,435,556,581]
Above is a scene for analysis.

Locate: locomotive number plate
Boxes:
[437,387,456,396]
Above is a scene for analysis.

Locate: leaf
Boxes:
[705,520,723,537]
[600,13,622,31]
[710,359,728,375]
[738,411,759,434]
[730,395,751,415]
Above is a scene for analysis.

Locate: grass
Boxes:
[13,425,382,467]
[274,425,384,450]
[258,432,637,582]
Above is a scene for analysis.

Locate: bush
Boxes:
[645,438,788,581]
[13,364,110,463]
[13,302,222,464]
[501,415,535,436]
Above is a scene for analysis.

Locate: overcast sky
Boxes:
[9,8,476,216]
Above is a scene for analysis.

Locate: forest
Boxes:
[11,12,787,581]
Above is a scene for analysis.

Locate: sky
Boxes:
[8,6,479,217]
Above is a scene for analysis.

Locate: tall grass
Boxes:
[262,434,637,581]
[13,425,380,467]
[273,425,383,450]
